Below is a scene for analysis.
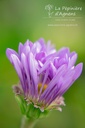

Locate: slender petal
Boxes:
[6,48,19,62]
[28,52,38,96]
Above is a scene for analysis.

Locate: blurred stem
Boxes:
[21,116,37,128]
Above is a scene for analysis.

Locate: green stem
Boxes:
[21,116,37,128]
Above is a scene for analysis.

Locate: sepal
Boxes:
[15,95,49,119]
[15,95,27,115]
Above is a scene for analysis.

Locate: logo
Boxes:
[44,4,82,18]
[45,4,54,18]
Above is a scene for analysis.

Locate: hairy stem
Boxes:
[21,116,37,128]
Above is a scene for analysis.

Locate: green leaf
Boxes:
[15,95,27,115]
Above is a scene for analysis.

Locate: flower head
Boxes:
[6,38,83,118]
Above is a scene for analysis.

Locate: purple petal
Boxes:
[54,63,83,97]
[35,52,46,61]
[38,60,43,68]
[56,69,75,96]
[40,64,67,101]
[70,51,76,58]
[22,45,30,55]
[24,40,33,49]
[42,53,57,63]
[24,40,29,46]
[49,62,57,78]
[54,57,59,68]
[28,52,38,96]
[73,63,83,80]
[58,58,68,67]
[39,68,49,95]
[38,38,45,47]
[11,54,25,91]
[57,47,70,58]
[68,53,77,68]
[6,48,19,62]
[31,42,42,54]
[44,82,61,105]
[18,43,24,55]
[38,61,50,74]
[21,53,30,93]
[46,40,56,54]
[60,63,83,95]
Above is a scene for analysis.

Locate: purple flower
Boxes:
[6,38,83,112]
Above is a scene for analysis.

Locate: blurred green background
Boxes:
[0,0,85,128]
